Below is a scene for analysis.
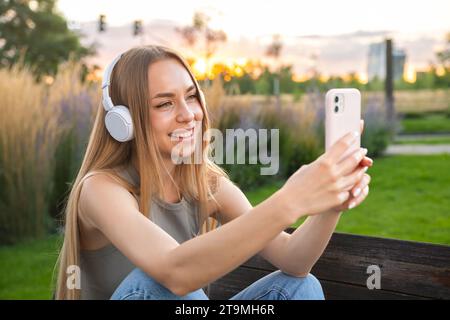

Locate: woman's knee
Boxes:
[299,273,325,299]
[111,268,208,300]
[278,271,325,300]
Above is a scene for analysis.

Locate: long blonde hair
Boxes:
[53,45,228,299]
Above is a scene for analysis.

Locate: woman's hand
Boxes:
[329,119,373,213]
[358,120,373,168]
[281,129,369,221]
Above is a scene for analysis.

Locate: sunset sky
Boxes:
[57,0,450,78]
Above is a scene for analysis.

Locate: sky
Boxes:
[56,0,450,77]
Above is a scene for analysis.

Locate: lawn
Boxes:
[1,154,449,299]
[0,234,62,299]
[394,136,450,145]
[246,154,450,245]
[400,114,450,134]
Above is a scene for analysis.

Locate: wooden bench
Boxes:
[206,228,450,300]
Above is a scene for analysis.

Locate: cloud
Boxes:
[75,21,444,76]
[398,36,445,68]
[296,30,392,40]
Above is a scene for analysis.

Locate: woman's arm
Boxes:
[166,178,295,295]
[200,177,295,276]
[281,170,372,277]
[281,210,343,277]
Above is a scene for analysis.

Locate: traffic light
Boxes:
[133,20,142,36]
[98,14,106,32]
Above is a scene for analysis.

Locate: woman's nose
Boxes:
[176,100,195,122]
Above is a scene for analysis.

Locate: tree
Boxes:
[176,11,227,84]
[0,0,94,80]
[279,65,294,93]
[434,32,450,89]
[436,32,450,69]
[265,34,283,108]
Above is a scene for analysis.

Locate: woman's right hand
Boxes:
[280,131,368,221]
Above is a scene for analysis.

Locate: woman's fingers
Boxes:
[351,173,371,197]
[348,185,369,210]
[336,166,368,191]
[332,172,370,212]
[325,131,360,163]
[325,121,366,167]
[336,147,367,177]
[361,156,373,167]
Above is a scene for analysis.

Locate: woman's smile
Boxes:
[169,127,194,141]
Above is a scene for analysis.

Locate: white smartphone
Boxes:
[325,88,361,163]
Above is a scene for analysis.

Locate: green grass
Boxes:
[0,234,62,299]
[246,154,450,245]
[401,114,450,134]
[393,136,450,145]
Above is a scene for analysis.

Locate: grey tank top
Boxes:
[79,165,201,300]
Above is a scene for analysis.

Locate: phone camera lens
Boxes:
[334,96,339,103]
[334,106,339,113]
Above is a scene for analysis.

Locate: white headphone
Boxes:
[102,54,134,142]
[102,52,206,142]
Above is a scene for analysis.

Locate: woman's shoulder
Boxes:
[80,169,122,188]
[206,176,245,212]
[212,176,242,200]
[78,169,140,218]
[81,166,138,193]
[78,170,140,250]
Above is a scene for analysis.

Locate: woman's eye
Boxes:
[187,94,197,100]
[157,101,172,108]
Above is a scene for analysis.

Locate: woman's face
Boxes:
[148,58,204,160]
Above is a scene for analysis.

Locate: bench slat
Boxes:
[208,230,450,300]
[305,230,450,299]
[207,266,428,300]
[318,279,427,300]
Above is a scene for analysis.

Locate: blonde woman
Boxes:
[54,45,373,300]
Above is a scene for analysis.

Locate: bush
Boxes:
[0,62,99,244]
[209,91,323,191]
[0,65,61,244]
[361,100,394,157]
[46,63,99,230]
[401,112,426,119]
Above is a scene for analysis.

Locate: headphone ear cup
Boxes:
[105,105,134,142]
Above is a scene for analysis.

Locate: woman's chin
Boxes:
[179,142,196,158]
[168,140,198,162]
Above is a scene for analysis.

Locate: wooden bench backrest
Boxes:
[207,229,450,300]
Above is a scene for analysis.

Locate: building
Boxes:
[367,41,406,81]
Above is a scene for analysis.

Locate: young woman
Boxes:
[54,45,372,300]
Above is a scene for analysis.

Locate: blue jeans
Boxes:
[110,268,325,300]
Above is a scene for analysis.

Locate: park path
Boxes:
[384,133,450,155]
[395,133,450,140]
[384,144,450,155]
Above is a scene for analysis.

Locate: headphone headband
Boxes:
[102,53,123,112]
